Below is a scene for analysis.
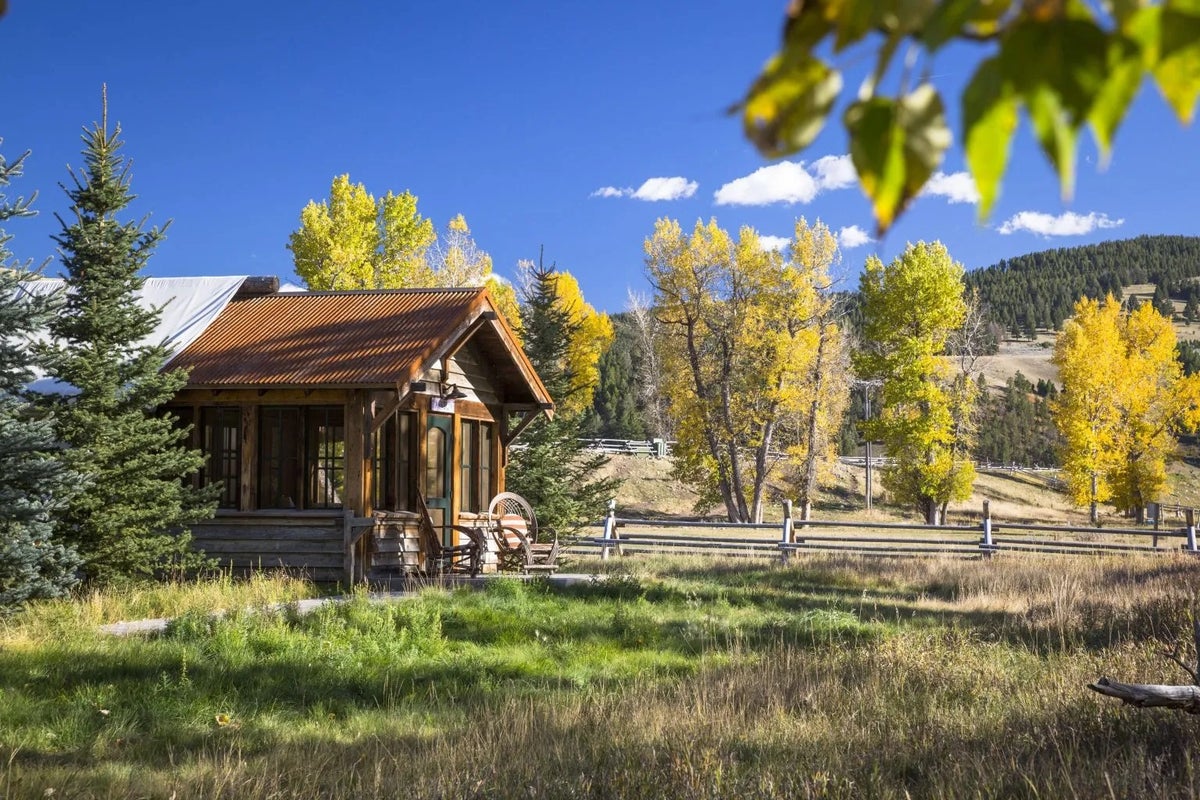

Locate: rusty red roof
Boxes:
[171,288,547,403]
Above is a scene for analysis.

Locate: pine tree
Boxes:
[506,254,620,535]
[42,97,214,584]
[588,314,648,439]
[0,145,81,610]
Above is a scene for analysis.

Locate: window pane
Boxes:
[479,422,492,507]
[307,406,345,509]
[425,427,445,499]
[460,420,474,512]
[398,412,414,511]
[260,407,301,509]
[203,407,241,509]
[372,416,396,510]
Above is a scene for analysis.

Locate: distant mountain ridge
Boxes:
[963,235,1200,335]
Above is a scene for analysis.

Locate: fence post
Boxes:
[601,498,617,561]
[980,500,993,557]
[780,500,794,565]
[1187,508,1197,555]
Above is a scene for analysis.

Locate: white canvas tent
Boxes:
[18,276,248,394]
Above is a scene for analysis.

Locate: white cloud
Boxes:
[758,235,791,252]
[631,176,698,202]
[811,155,857,191]
[997,211,1125,237]
[837,225,872,249]
[922,171,980,205]
[714,156,857,206]
[591,176,698,201]
[714,162,818,206]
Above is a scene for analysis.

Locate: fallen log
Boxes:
[1088,677,1200,714]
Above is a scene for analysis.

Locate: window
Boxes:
[425,425,446,499]
[459,420,494,512]
[202,407,241,508]
[372,416,395,511]
[259,406,344,509]
[371,411,416,512]
[460,421,473,512]
[307,406,345,509]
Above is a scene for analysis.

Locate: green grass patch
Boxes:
[2,558,1200,798]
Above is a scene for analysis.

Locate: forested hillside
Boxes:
[964,235,1200,335]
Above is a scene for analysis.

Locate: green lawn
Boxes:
[2,556,1199,799]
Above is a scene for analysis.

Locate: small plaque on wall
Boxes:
[431,397,455,413]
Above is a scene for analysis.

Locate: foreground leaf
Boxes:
[846,85,950,235]
[1155,1,1200,123]
[742,53,842,158]
[963,57,1018,218]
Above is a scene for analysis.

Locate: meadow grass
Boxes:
[2,556,1200,798]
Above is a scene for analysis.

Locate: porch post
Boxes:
[344,390,366,516]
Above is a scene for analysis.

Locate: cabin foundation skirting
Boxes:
[190,511,432,585]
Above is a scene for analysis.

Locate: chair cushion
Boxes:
[496,513,529,549]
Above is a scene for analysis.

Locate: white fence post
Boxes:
[780,500,794,565]
[1187,508,1197,554]
[980,500,993,557]
[601,499,617,561]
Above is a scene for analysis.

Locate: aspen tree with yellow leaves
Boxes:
[788,218,851,521]
[645,217,845,523]
[1052,296,1200,523]
[287,174,435,290]
[429,213,521,331]
[854,242,974,525]
[289,185,521,328]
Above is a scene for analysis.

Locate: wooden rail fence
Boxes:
[570,500,1200,561]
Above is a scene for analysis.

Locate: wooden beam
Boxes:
[440,311,497,380]
[369,385,413,435]
[239,405,257,511]
[175,388,349,405]
[501,409,540,448]
[234,276,280,298]
[344,390,365,516]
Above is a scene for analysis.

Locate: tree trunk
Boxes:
[799,326,829,523]
[750,416,777,524]
[682,316,739,521]
[1088,677,1200,713]
[923,497,939,525]
[720,378,750,523]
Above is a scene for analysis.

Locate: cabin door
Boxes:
[424,415,455,545]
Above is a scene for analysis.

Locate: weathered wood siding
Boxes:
[191,513,345,583]
[419,342,501,410]
[369,512,423,574]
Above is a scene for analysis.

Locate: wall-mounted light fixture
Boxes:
[441,383,469,401]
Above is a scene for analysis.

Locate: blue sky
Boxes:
[3,2,1197,313]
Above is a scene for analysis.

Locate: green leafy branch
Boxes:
[738,0,1200,234]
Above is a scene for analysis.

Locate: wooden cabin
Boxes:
[165,281,552,584]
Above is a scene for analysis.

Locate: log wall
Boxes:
[191,511,428,585]
[191,513,346,583]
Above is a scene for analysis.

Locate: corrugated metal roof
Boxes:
[173,288,489,387]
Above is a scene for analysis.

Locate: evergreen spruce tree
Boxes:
[0,145,81,610]
[506,255,620,534]
[43,98,214,584]
[588,314,648,439]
